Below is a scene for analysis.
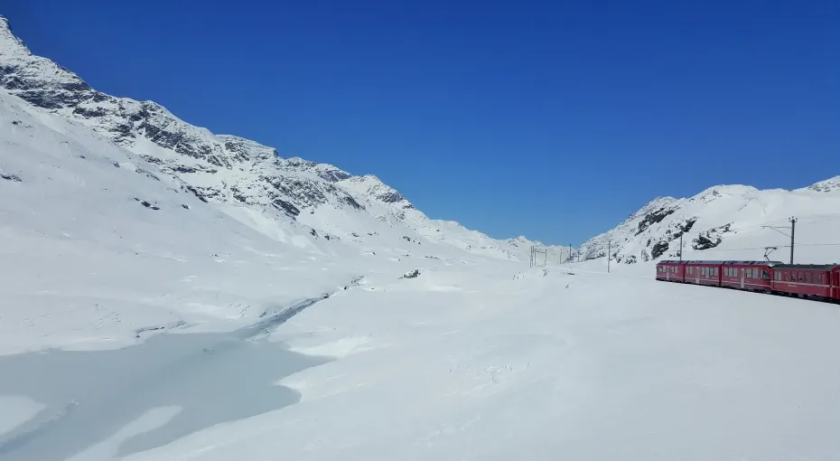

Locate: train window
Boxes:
[806,273,812,283]
[763,270,769,280]
[714,268,719,276]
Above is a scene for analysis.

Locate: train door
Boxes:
[666,266,670,281]
[695,267,700,284]
[740,268,745,289]
[834,271,839,300]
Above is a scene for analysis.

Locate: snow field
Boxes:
[120,266,840,461]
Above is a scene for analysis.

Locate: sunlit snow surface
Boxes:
[4,61,840,460]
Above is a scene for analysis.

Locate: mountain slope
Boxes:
[0,15,551,262]
[0,87,364,354]
[580,181,840,266]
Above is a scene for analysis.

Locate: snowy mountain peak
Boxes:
[803,176,840,193]
[0,15,26,56]
[580,177,840,266]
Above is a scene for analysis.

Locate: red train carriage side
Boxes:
[655,260,685,282]
[684,261,723,287]
[720,261,781,292]
[771,264,838,300]
[655,259,840,304]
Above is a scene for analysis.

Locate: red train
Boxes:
[656,259,840,303]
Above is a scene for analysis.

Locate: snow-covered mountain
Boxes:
[580,179,840,266]
[0,15,552,262]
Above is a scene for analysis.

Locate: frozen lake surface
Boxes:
[0,301,328,461]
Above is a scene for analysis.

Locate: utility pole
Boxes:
[679,233,683,262]
[762,217,797,264]
[569,243,572,264]
[607,241,611,273]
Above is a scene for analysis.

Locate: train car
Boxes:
[720,261,781,292]
[655,260,685,282]
[683,260,724,287]
[654,258,840,304]
[771,264,840,301]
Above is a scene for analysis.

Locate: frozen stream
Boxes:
[0,297,329,461]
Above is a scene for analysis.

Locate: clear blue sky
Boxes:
[5,1,839,245]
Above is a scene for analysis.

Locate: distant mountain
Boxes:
[580,180,840,265]
[0,15,558,262]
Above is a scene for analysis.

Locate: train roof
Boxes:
[772,263,840,270]
[657,260,783,266]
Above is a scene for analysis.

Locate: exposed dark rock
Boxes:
[1,173,22,182]
[342,196,364,210]
[692,223,732,250]
[636,207,676,235]
[652,241,670,259]
[136,199,160,210]
[271,198,300,217]
[136,168,159,181]
[181,185,209,203]
[401,269,421,279]
[182,204,190,209]
[140,155,163,165]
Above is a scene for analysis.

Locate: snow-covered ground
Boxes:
[29,263,826,461]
